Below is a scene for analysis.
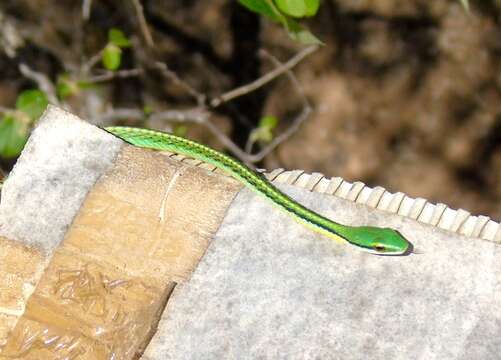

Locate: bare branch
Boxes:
[0,12,24,58]
[202,119,253,165]
[149,108,209,124]
[150,109,256,167]
[132,38,206,106]
[131,0,155,48]
[92,108,145,125]
[210,45,318,107]
[82,0,92,20]
[86,44,315,166]
[150,108,255,164]
[94,108,210,127]
[153,61,206,106]
[81,49,104,75]
[245,49,313,163]
[245,132,255,154]
[97,106,254,165]
[85,68,143,83]
[251,106,311,163]
[0,106,13,114]
[18,63,59,105]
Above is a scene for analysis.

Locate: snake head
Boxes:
[346,226,412,256]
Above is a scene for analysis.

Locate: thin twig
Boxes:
[81,49,104,75]
[150,108,256,164]
[202,118,253,164]
[252,106,311,163]
[149,108,209,124]
[210,45,318,107]
[153,107,255,161]
[153,61,206,106]
[93,107,210,127]
[82,0,92,20]
[245,49,313,163]
[245,132,255,154]
[0,106,13,114]
[92,108,145,125]
[96,106,252,164]
[0,12,24,58]
[151,108,258,167]
[94,45,315,165]
[94,108,210,126]
[132,39,206,105]
[85,68,144,83]
[131,0,154,48]
[19,63,59,105]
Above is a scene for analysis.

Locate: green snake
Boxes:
[105,126,412,256]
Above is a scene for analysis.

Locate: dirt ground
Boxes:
[0,0,500,219]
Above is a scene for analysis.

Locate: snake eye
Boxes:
[373,244,387,252]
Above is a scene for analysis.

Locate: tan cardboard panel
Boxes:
[0,315,17,348]
[0,237,44,346]
[1,144,242,358]
[64,145,242,282]
[0,317,107,359]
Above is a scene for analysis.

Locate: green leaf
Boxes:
[76,80,97,90]
[102,44,122,71]
[250,127,273,143]
[56,81,72,99]
[250,115,280,144]
[304,0,320,16]
[239,0,322,45]
[275,0,308,17]
[108,28,131,48]
[460,0,469,11]
[259,115,279,130]
[289,27,322,45]
[238,0,282,22]
[285,17,323,45]
[56,75,79,99]
[0,115,29,158]
[15,89,48,120]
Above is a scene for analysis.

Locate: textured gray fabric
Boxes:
[0,105,122,254]
[144,184,500,360]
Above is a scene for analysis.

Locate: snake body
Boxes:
[105,126,411,255]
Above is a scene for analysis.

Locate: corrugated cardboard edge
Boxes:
[168,156,500,244]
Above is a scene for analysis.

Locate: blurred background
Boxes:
[0,0,499,219]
